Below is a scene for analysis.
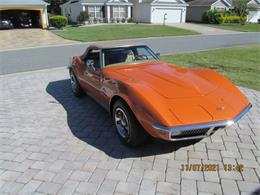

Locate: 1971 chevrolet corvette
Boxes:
[68,44,252,146]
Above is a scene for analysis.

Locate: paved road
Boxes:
[0,32,259,75]
[0,68,259,194]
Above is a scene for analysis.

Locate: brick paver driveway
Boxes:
[0,68,259,195]
[0,29,77,51]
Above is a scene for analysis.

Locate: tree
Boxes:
[45,0,69,15]
[233,0,256,24]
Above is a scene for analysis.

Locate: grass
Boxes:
[162,45,260,90]
[207,23,260,32]
[53,24,199,42]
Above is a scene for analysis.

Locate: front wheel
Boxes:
[113,100,148,146]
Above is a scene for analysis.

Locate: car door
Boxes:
[80,49,105,104]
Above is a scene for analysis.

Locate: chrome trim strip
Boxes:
[152,103,252,133]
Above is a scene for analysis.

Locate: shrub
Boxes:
[77,12,89,24]
[49,15,68,29]
[203,9,223,24]
[127,18,133,23]
[258,18,260,24]
[121,18,126,23]
[116,18,121,23]
[220,14,247,24]
[110,18,116,23]
[93,18,98,24]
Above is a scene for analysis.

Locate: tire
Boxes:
[113,100,148,146]
[69,69,84,97]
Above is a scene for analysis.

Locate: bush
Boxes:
[93,18,98,24]
[121,18,126,23]
[203,9,247,24]
[77,12,89,24]
[220,14,247,24]
[258,18,260,24]
[203,9,223,24]
[127,18,133,23]
[49,16,68,29]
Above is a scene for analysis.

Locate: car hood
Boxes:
[113,62,218,99]
[107,61,249,125]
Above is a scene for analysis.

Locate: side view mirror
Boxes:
[156,53,160,60]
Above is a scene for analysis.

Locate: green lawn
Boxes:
[53,24,199,41]
[207,23,260,32]
[162,45,260,90]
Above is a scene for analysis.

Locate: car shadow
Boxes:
[46,79,200,159]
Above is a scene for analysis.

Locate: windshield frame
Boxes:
[100,45,160,68]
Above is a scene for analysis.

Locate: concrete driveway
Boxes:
[0,29,77,51]
[169,23,239,35]
[0,68,259,195]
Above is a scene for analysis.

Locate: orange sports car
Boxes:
[68,44,252,146]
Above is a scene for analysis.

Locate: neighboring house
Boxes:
[0,0,49,29]
[60,0,133,23]
[247,0,260,23]
[130,0,188,24]
[60,0,188,24]
[186,0,231,22]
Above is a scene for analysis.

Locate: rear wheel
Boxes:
[113,100,148,146]
[69,70,84,97]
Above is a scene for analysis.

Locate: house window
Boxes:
[113,6,126,18]
[88,6,103,18]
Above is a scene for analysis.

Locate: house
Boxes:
[60,0,133,23]
[131,0,188,24]
[247,0,260,23]
[186,0,231,22]
[186,0,260,23]
[0,0,49,29]
[60,0,188,24]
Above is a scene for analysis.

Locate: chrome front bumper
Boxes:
[152,104,252,141]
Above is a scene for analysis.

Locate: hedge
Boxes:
[49,16,68,29]
[220,15,247,24]
[203,9,247,24]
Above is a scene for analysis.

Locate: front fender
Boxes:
[111,81,182,137]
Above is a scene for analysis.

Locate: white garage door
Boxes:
[151,8,182,24]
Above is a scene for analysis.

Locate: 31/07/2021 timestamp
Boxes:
[181,164,244,172]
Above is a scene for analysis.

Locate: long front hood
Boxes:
[114,62,218,99]
[111,62,249,125]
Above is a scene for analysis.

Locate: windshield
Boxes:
[103,46,159,67]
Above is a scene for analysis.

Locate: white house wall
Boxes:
[211,0,229,10]
[247,0,260,22]
[248,9,260,22]
[60,2,83,22]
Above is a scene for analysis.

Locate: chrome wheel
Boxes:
[115,107,129,139]
[70,72,77,93]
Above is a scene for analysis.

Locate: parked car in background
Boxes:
[0,19,14,29]
[68,44,252,146]
[19,13,32,28]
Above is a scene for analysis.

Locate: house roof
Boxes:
[186,0,231,6]
[61,0,132,6]
[0,0,48,6]
[81,0,106,3]
[139,0,187,4]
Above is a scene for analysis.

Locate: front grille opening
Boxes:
[170,125,225,139]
